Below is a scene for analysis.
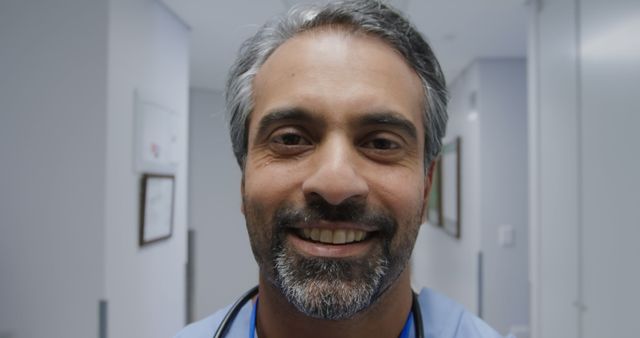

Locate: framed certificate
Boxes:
[139,174,175,246]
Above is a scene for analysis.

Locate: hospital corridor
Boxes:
[1,0,638,337]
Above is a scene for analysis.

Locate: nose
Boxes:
[301,138,369,206]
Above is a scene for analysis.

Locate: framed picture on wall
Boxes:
[441,137,461,238]
[427,159,443,227]
[139,173,175,246]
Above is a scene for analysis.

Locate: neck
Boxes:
[256,269,413,338]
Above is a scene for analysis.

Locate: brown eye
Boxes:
[268,129,313,156]
[272,133,310,146]
[362,138,399,150]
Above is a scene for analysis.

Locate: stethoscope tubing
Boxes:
[213,285,259,338]
[212,286,424,338]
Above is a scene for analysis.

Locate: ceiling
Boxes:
[162,0,528,91]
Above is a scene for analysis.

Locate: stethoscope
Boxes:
[212,285,425,338]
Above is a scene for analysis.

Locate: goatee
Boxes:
[268,196,399,320]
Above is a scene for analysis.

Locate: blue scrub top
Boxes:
[174,288,514,338]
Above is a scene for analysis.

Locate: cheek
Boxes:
[242,165,306,221]
[369,172,426,212]
[242,168,303,264]
[244,171,285,200]
[387,185,424,247]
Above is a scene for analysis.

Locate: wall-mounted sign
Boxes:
[134,92,180,174]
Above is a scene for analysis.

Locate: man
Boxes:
[177,0,511,337]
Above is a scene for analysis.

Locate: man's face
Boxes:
[242,29,430,320]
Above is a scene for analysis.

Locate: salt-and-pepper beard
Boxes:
[244,196,420,320]
[273,235,389,320]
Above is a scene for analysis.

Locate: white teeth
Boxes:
[320,229,332,243]
[346,230,355,242]
[299,228,368,244]
[332,230,346,244]
[310,228,320,241]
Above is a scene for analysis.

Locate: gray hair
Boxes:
[226,0,448,169]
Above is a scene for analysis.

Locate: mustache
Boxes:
[272,196,397,236]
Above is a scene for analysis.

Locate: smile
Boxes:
[297,228,371,245]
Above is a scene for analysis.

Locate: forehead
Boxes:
[251,28,425,132]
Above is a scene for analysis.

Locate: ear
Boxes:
[420,159,438,223]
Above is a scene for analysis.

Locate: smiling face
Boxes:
[242,28,431,320]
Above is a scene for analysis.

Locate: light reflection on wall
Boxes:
[582,14,640,60]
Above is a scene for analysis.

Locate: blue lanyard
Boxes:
[249,297,414,338]
[398,310,414,338]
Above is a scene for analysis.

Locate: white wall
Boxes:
[529,1,640,337]
[413,58,528,336]
[188,88,257,320]
[580,2,640,336]
[412,64,481,314]
[528,1,580,336]
[105,1,190,337]
[0,1,108,337]
[0,1,190,337]
[477,59,529,335]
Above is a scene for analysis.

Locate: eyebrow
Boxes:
[254,108,322,141]
[254,108,418,142]
[355,111,418,141]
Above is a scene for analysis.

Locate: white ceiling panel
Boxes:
[163,0,527,91]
